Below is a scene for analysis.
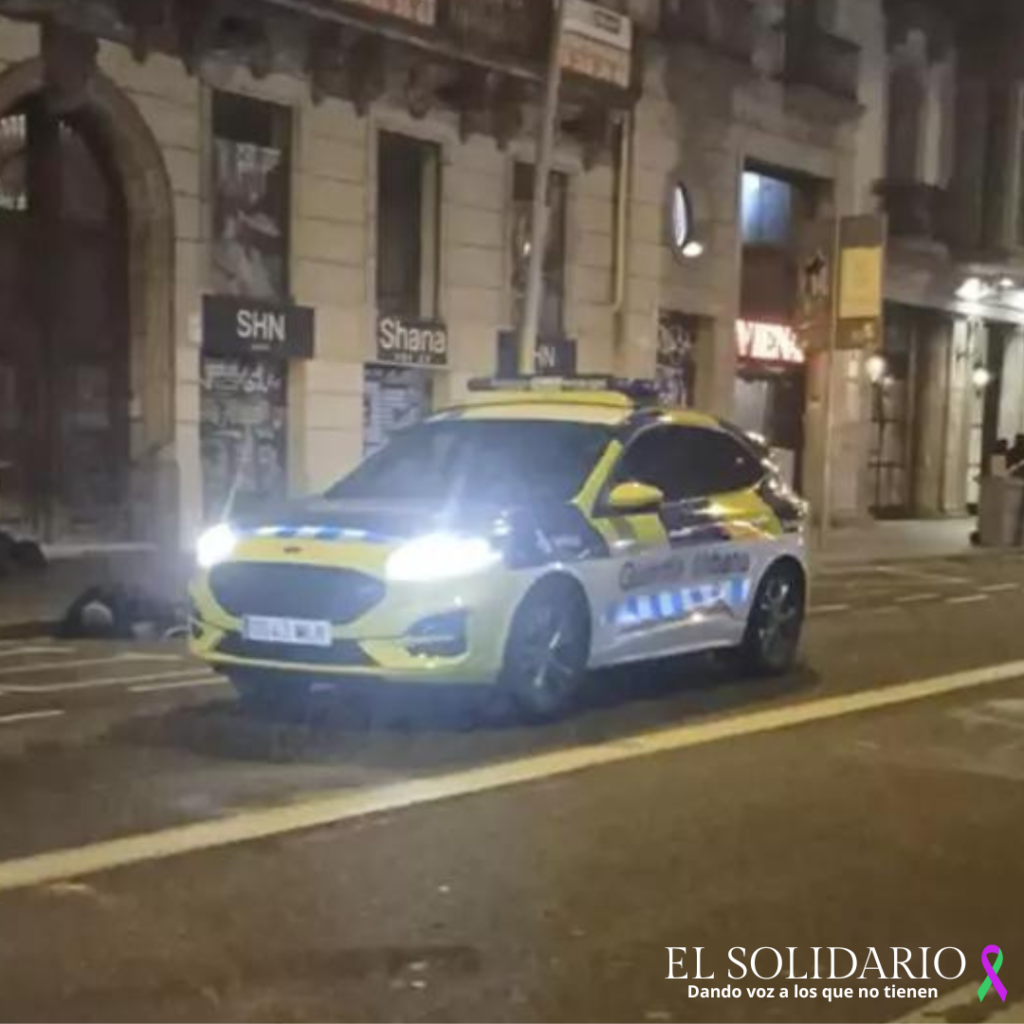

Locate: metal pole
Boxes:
[518,0,567,376]
[818,213,842,550]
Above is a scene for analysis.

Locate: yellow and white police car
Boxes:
[190,377,809,718]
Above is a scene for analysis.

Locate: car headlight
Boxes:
[196,523,238,569]
[386,533,501,582]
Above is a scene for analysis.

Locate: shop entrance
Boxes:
[733,320,807,491]
[0,98,128,540]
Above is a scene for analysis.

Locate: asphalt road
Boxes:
[1,552,1024,1022]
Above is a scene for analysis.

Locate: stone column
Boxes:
[911,313,951,516]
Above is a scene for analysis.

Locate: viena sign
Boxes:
[736,319,806,366]
[377,314,449,368]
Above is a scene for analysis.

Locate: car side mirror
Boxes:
[606,481,665,514]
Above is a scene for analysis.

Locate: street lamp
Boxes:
[865,353,887,384]
[972,364,993,391]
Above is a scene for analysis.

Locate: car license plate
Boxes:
[243,616,333,648]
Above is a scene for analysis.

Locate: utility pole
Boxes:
[817,214,842,550]
[518,0,567,375]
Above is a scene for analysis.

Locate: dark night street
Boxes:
[0,553,1022,1023]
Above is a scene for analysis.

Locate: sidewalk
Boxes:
[814,518,977,566]
[0,547,189,639]
[0,519,995,638]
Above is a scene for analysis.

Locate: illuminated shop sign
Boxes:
[377,314,449,367]
[736,320,805,366]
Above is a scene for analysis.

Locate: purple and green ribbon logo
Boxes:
[979,945,1006,1003]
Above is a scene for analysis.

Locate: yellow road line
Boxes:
[0,659,1023,894]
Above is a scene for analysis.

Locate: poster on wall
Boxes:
[363,364,433,457]
[200,357,288,520]
[211,139,289,303]
[657,311,699,408]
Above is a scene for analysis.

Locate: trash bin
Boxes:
[978,476,1024,547]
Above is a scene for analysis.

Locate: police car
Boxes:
[190,377,809,718]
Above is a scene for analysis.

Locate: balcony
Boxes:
[661,0,757,62]
[439,0,549,70]
[779,21,861,103]
[875,180,950,245]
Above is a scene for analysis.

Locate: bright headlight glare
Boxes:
[386,533,501,582]
[196,523,238,569]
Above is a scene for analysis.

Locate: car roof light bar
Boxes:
[467,375,660,402]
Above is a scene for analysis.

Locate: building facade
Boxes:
[0,0,1018,552]
[624,0,887,522]
[877,0,1024,518]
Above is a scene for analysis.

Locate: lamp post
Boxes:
[517,0,568,375]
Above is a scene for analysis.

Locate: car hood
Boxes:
[234,497,516,545]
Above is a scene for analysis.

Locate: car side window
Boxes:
[689,429,764,495]
[615,425,764,504]
[614,426,699,503]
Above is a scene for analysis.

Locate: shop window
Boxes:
[512,162,568,340]
[886,62,925,182]
[211,92,292,303]
[657,312,700,408]
[377,132,441,318]
[363,364,434,457]
[741,170,793,247]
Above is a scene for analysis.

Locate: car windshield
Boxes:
[327,419,612,504]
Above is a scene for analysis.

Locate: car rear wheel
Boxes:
[500,577,591,721]
[739,561,805,675]
[231,672,314,719]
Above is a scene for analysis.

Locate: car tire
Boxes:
[231,672,314,720]
[499,577,591,722]
[738,561,806,676]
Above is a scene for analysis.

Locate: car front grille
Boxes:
[208,563,385,624]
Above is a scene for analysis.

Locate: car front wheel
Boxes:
[499,577,591,722]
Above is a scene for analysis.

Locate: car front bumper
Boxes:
[189,562,535,687]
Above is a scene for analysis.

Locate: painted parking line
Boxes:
[0,646,73,660]
[130,677,228,694]
[0,709,65,727]
[0,668,219,695]
[979,582,1021,594]
[1,659,1024,895]
[947,594,990,605]
[869,606,902,616]
[896,593,940,604]
[0,652,185,678]
[809,604,851,615]
[872,566,973,585]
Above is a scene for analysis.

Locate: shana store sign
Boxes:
[377,315,449,367]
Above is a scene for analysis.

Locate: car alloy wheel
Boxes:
[502,578,590,721]
[742,563,805,675]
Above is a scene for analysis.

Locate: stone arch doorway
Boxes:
[0,59,175,544]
